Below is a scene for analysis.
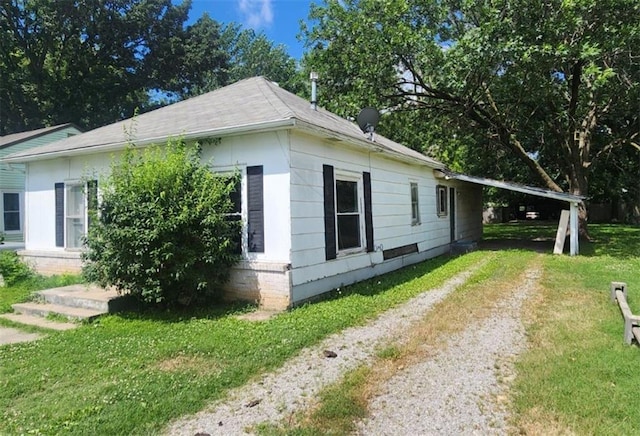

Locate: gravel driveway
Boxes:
[356,265,539,435]
[166,259,538,435]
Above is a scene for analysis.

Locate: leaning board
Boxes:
[553,210,570,254]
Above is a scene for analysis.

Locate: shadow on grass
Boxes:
[316,253,456,301]
[111,253,460,323]
[481,221,560,254]
[111,298,257,323]
[483,222,640,259]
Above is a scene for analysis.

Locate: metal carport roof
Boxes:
[436,170,586,255]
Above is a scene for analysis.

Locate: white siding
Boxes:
[22,127,483,309]
[201,132,292,263]
[25,154,111,251]
[25,132,293,265]
[288,131,451,294]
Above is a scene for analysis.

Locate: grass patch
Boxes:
[486,223,640,435]
[0,251,483,435]
[0,274,84,314]
[513,252,640,434]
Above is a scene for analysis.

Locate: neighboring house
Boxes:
[0,124,83,242]
[3,77,483,309]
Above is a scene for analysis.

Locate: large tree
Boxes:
[303,0,640,232]
[0,0,227,133]
[185,24,305,97]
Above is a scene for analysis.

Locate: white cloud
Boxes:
[237,0,274,29]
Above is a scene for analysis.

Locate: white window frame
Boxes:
[436,184,448,217]
[410,182,420,225]
[1,191,23,233]
[211,166,246,256]
[334,171,365,255]
[64,181,88,250]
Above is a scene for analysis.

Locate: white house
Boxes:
[3,77,483,309]
[0,124,83,242]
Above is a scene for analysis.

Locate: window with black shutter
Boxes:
[323,166,374,258]
[247,166,264,253]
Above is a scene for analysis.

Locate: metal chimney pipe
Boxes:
[310,72,318,110]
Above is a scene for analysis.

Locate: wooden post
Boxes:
[610,281,627,302]
[570,202,579,256]
[553,210,570,254]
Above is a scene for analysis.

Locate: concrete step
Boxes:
[0,313,77,331]
[11,302,106,321]
[36,284,120,312]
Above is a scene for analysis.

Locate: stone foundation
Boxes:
[224,261,292,310]
[19,250,292,309]
[18,250,83,276]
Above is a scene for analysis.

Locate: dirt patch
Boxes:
[155,355,224,375]
[236,310,282,322]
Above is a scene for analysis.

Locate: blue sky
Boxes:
[186,0,315,60]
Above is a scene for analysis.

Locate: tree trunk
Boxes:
[569,132,591,240]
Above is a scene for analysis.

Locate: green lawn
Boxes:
[507,224,640,435]
[0,250,483,434]
[2,223,639,434]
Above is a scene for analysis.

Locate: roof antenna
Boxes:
[310,72,319,110]
[357,107,380,141]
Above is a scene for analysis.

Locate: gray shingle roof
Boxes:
[3,77,443,168]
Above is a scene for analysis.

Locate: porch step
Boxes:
[11,302,106,321]
[0,313,77,331]
[36,284,120,311]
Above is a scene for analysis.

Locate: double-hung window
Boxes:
[2,192,21,232]
[66,184,86,248]
[55,180,97,249]
[222,174,242,254]
[336,178,361,251]
[436,184,448,217]
[323,164,373,260]
[215,165,264,256]
[410,182,420,225]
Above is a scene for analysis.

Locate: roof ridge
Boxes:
[255,78,297,119]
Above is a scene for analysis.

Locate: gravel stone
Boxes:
[356,265,540,435]
[165,265,480,435]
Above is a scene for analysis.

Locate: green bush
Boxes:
[0,251,34,286]
[82,139,241,306]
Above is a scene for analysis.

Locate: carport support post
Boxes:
[570,202,579,256]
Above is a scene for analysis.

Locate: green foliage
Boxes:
[0,252,34,287]
[303,0,640,207]
[81,139,241,306]
[0,0,228,133]
[187,24,305,98]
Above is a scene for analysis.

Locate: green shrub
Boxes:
[82,139,241,306]
[0,251,34,286]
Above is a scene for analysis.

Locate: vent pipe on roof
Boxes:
[310,72,319,110]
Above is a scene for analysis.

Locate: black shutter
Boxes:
[87,180,98,230]
[323,164,336,260]
[363,171,374,252]
[247,166,264,252]
[55,183,64,247]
